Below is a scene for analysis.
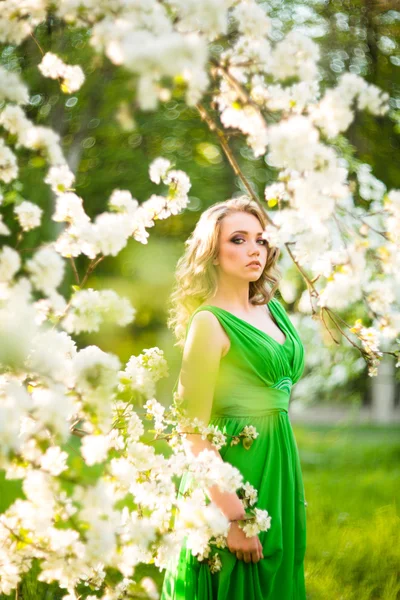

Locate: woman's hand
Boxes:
[227,521,264,564]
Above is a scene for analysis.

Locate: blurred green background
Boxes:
[1,1,399,598]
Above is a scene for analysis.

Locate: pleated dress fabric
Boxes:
[161,297,307,600]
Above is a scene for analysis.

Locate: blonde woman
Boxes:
[162,196,307,599]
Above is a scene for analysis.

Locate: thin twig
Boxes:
[29,32,45,56]
[69,257,80,284]
[79,255,105,288]
[196,103,275,226]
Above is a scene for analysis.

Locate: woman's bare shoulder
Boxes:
[187,309,229,357]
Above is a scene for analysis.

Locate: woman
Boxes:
[162,196,307,599]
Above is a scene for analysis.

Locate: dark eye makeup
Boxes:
[230,236,267,245]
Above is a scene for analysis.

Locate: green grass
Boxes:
[296,423,400,600]
[1,424,399,599]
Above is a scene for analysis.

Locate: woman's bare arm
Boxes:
[177,310,245,521]
[177,310,264,562]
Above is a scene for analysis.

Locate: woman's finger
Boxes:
[236,551,243,561]
[243,552,252,563]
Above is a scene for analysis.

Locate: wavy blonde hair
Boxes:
[167,195,282,348]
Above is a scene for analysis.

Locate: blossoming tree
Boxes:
[0,1,399,599]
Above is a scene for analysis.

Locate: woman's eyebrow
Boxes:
[230,230,264,235]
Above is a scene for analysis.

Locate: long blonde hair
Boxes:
[167,195,282,348]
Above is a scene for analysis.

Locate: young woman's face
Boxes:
[214,211,268,280]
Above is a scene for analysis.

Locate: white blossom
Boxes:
[73,346,120,396]
[267,115,320,171]
[0,139,18,182]
[149,157,172,184]
[241,508,271,538]
[62,289,135,334]
[108,189,139,215]
[52,192,89,226]
[170,0,233,40]
[268,30,320,82]
[38,52,85,93]
[0,66,29,104]
[14,200,43,231]
[45,165,75,194]
[0,214,10,236]
[0,0,46,45]
[0,104,31,135]
[92,212,133,256]
[308,89,355,138]
[118,348,169,399]
[81,435,110,466]
[26,328,76,387]
[233,2,271,38]
[21,125,65,165]
[0,378,32,455]
[242,482,258,507]
[0,246,21,281]
[357,163,387,202]
[26,247,65,294]
[40,446,69,476]
[220,104,268,157]
[31,384,75,442]
[318,270,363,309]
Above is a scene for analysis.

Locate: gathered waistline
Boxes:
[211,408,288,419]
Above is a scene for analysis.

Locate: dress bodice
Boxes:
[179,297,305,418]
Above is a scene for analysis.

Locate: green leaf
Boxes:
[28,156,46,168]
[243,437,253,450]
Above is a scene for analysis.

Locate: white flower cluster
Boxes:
[233,1,271,38]
[144,398,166,433]
[216,80,268,157]
[51,158,190,258]
[55,0,211,111]
[252,79,319,114]
[384,190,400,248]
[0,99,66,180]
[190,448,243,493]
[45,164,75,194]
[62,289,135,334]
[0,65,29,104]
[309,73,390,139]
[38,52,85,93]
[0,0,46,45]
[26,247,65,296]
[350,320,383,377]
[268,30,320,82]
[240,507,272,538]
[0,138,18,183]
[169,0,234,40]
[0,246,20,282]
[119,347,169,400]
[241,482,258,508]
[357,163,387,202]
[201,424,227,450]
[175,491,230,560]
[14,200,43,232]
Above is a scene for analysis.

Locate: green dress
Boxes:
[161,296,307,600]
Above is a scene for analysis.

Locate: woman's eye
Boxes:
[231,238,267,245]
